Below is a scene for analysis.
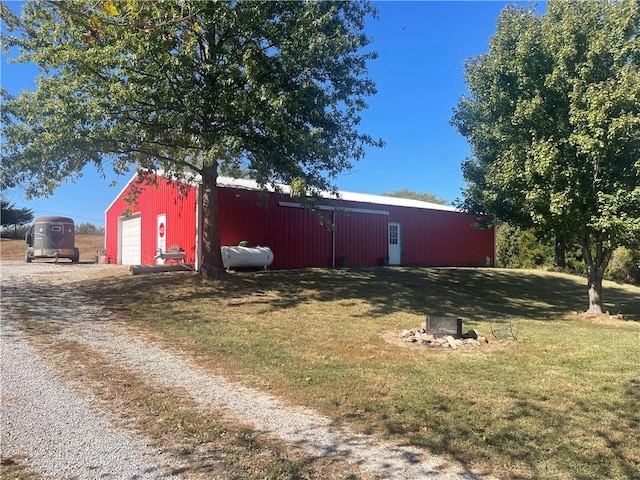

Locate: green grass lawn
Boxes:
[81,267,640,480]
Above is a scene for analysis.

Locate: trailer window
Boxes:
[51,226,62,232]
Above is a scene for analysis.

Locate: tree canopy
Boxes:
[1,0,382,278]
[452,0,640,313]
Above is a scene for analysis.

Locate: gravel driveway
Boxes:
[1,261,495,479]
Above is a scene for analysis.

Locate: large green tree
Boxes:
[1,0,382,278]
[452,1,640,314]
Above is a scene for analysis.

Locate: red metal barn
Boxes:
[105,174,495,269]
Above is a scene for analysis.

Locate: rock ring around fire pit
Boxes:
[398,326,490,349]
[393,315,511,350]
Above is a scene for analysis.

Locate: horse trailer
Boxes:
[25,216,80,263]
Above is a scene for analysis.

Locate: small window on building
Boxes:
[389,224,399,245]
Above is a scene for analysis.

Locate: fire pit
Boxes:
[426,316,462,337]
[400,316,490,349]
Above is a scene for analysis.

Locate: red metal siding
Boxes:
[105,174,494,269]
[216,189,392,269]
[334,210,388,267]
[217,188,335,269]
[393,208,493,266]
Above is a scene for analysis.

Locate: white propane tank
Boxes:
[220,246,274,269]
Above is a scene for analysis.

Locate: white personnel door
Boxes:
[120,216,141,265]
[388,223,401,265]
[156,214,167,264]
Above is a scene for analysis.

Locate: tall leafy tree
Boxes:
[452,1,640,314]
[1,0,382,279]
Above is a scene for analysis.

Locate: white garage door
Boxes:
[121,216,141,265]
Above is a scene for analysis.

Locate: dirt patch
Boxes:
[1,454,40,480]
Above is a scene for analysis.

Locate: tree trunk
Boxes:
[581,236,612,315]
[586,265,604,314]
[554,235,566,269]
[199,164,226,280]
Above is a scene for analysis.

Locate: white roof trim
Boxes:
[336,189,457,212]
[105,172,458,214]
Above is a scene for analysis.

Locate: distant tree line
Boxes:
[381,189,449,206]
[75,222,105,235]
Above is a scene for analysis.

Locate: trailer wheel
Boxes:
[71,248,80,263]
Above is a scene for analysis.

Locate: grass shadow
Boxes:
[79,267,640,322]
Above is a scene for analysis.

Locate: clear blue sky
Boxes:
[1,1,541,226]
